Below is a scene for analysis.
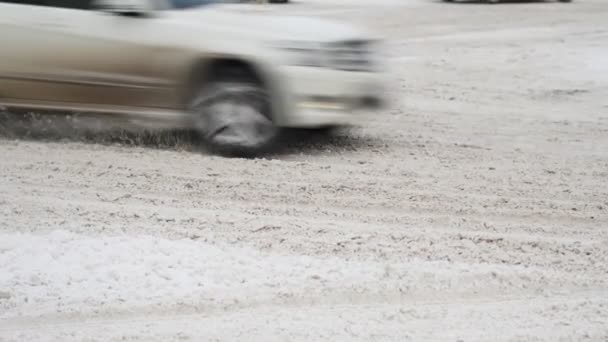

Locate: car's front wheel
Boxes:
[190,79,279,157]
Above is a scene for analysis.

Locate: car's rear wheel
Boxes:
[189,79,279,157]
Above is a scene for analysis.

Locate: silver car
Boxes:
[0,0,385,156]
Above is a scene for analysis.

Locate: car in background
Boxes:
[223,0,289,3]
[443,0,571,3]
[0,0,384,157]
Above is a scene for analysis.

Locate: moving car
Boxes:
[0,0,384,156]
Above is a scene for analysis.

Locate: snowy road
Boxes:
[1,0,608,341]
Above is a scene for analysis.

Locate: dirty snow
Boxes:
[1,0,608,341]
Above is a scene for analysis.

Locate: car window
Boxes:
[0,0,93,9]
[0,0,45,4]
[168,0,217,9]
[48,0,94,9]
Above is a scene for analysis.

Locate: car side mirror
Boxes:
[94,0,154,17]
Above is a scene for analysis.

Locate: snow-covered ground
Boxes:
[1,0,608,341]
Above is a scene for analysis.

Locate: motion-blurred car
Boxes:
[0,0,384,156]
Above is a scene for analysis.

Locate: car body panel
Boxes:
[0,4,184,108]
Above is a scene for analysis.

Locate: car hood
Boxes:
[166,5,374,43]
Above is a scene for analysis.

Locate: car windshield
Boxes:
[168,0,217,9]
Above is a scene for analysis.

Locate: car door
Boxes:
[0,0,57,103]
[0,0,177,109]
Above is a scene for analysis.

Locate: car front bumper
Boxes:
[272,66,386,128]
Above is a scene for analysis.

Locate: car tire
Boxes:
[189,79,280,157]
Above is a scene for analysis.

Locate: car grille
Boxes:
[326,40,375,72]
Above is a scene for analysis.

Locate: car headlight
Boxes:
[274,40,379,72]
[274,41,328,68]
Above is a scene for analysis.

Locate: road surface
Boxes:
[1,0,608,340]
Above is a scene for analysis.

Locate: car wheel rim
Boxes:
[193,84,277,149]
[204,102,275,148]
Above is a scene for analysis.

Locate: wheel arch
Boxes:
[184,57,268,99]
[180,55,288,123]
